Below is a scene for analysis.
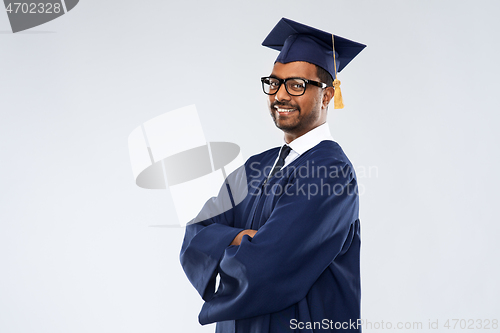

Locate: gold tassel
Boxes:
[333,79,344,109]
[331,34,344,109]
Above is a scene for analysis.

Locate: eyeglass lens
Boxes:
[262,77,306,96]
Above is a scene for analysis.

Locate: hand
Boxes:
[230,229,257,246]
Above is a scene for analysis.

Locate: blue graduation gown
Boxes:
[180,140,361,332]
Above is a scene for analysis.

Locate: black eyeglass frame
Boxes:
[260,76,330,96]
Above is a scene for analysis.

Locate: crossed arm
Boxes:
[230,229,258,246]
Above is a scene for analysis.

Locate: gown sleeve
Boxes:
[198,158,359,324]
[179,166,247,301]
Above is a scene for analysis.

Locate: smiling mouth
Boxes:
[274,107,297,113]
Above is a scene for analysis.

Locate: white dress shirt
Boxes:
[268,122,334,176]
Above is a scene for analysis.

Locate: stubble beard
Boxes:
[270,100,321,135]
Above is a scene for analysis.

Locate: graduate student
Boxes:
[180,18,366,332]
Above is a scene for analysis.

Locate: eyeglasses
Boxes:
[261,76,329,96]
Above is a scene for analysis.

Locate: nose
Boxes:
[275,82,291,102]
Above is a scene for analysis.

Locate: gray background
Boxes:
[1,0,499,332]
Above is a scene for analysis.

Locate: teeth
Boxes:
[276,108,295,112]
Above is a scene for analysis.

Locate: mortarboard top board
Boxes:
[262,18,366,109]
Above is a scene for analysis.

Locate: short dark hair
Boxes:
[315,64,333,86]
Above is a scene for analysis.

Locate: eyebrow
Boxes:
[268,75,309,81]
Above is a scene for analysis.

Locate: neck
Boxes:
[283,122,326,144]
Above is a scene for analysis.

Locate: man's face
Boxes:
[268,61,331,142]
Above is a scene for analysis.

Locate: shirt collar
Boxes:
[284,122,334,156]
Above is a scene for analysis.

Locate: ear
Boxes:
[322,86,335,109]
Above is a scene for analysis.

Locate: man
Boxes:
[180,18,365,332]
